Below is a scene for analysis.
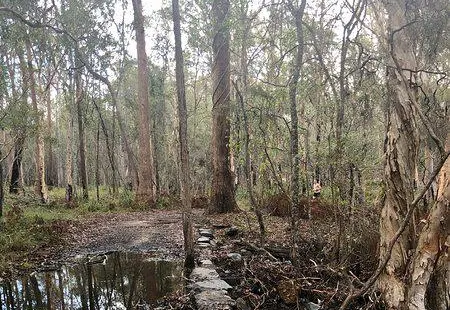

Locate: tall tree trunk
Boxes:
[287,0,307,261]
[209,0,237,213]
[75,57,88,200]
[172,0,194,268]
[377,0,420,307]
[26,38,48,203]
[132,0,156,205]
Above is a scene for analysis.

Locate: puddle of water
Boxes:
[0,252,184,309]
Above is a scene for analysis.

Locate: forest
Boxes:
[0,0,448,309]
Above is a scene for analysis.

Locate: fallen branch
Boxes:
[241,241,279,262]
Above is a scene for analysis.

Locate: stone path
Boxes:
[189,228,235,310]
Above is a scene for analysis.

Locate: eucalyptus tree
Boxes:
[132,0,156,205]
[209,0,238,213]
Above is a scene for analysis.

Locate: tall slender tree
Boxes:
[209,0,237,213]
[287,0,307,261]
[132,0,156,205]
[172,0,194,267]
[26,36,48,203]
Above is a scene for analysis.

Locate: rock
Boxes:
[192,279,232,291]
[191,267,219,281]
[303,300,321,310]
[200,259,214,267]
[195,290,235,310]
[227,253,242,262]
[225,226,239,237]
[240,249,248,255]
[199,229,214,239]
[198,236,210,243]
[198,243,210,248]
[210,239,217,247]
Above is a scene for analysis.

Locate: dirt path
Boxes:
[61,210,195,261]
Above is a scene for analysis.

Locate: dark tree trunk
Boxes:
[209,0,237,213]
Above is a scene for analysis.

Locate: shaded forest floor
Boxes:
[0,192,382,309]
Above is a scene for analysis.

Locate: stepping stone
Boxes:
[195,290,235,310]
[198,236,210,243]
[200,259,214,267]
[191,267,220,281]
[199,229,214,239]
[193,279,232,291]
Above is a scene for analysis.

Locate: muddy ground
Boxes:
[19,204,380,309]
[63,210,187,260]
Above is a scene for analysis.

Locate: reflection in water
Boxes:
[0,252,183,309]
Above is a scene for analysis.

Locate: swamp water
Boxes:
[0,252,184,309]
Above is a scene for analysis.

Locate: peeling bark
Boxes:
[408,134,449,310]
